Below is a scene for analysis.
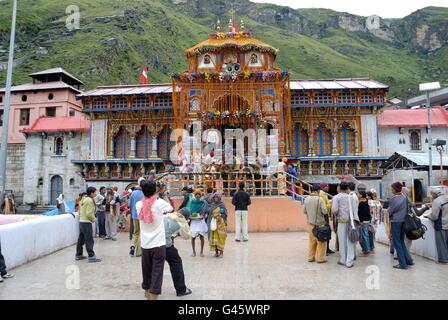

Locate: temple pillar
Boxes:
[150,135,159,158]
[319,161,325,175]
[108,138,114,159]
[307,162,313,176]
[308,130,315,156]
[331,129,339,156]
[331,161,337,175]
[354,124,362,155]
[129,134,137,159]
[105,163,111,179]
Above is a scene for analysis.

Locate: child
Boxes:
[188,189,207,257]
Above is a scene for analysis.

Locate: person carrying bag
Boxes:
[304,184,329,264]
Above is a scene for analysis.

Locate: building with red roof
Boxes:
[20,116,90,206]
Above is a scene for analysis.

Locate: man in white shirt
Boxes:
[136,180,173,300]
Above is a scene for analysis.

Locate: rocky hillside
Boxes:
[0,0,447,97]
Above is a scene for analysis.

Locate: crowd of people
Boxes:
[304,180,448,270]
[74,175,252,300]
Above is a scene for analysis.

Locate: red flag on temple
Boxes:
[139,66,148,85]
[232,19,239,33]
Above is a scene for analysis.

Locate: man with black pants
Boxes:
[0,240,14,283]
[76,187,101,263]
[163,208,192,297]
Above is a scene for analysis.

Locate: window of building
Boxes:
[69,110,75,117]
[410,130,421,151]
[69,178,75,186]
[48,93,54,100]
[154,95,172,108]
[46,107,56,117]
[38,177,43,187]
[313,124,332,156]
[84,99,92,110]
[313,93,333,105]
[376,94,385,104]
[0,96,3,103]
[21,95,27,102]
[294,124,309,156]
[93,98,108,110]
[337,123,356,155]
[337,93,357,104]
[136,126,150,159]
[157,125,175,159]
[111,97,128,109]
[360,93,373,104]
[132,96,150,108]
[55,137,64,155]
[20,109,30,126]
[114,127,131,159]
[0,110,3,127]
[291,93,309,106]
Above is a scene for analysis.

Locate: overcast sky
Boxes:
[250,0,448,18]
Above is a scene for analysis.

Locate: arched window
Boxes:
[294,124,309,157]
[69,178,75,186]
[50,175,63,205]
[410,130,421,151]
[136,126,150,159]
[114,127,131,159]
[313,124,332,156]
[157,126,175,160]
[55,137,64,155]
[337,123,356,155]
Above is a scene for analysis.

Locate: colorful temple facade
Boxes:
[74,21,389,188]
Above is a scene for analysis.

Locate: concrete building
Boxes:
[378,106,448,200]
[20,116,90,206]
[0,68,84,204]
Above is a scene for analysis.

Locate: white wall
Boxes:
[376,214,438,261]
[0,214,79,269]
[360,114,380,157]
[379,126,448,157]
[23,131,90,205]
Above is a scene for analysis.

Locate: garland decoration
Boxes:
[172,70,288,83]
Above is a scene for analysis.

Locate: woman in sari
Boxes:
[206,193,228,258]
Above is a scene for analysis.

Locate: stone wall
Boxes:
[5,143,25,204]
[23,131,90,206]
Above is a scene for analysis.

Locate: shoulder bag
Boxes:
[348,195,359,243]
[312,198,332,242]
[404,197,427,240]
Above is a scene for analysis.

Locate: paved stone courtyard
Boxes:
[1,232,447,300]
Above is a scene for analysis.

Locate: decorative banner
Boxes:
[172,70,288,83]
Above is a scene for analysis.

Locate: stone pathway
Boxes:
[1,232,447,300]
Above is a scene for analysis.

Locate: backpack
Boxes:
[435,202,448,231]
[404,199,427,240]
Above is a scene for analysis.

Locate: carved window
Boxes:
[111,97,128,109]
[157,126,175,160]
[360,93,373,104]
[376,94,385,104]
[114,128,131,159]
[132,96,150,108]
[93,98,108,110]
[337,123,356,155]
[410,130,421,151]
[154,95,172,108]
[337,93,356,104]
[291,93,309,106]
[55,137,64,155]
[313,93,333,105]
[294,124,309,157]
[313,124,332,156]
[136,126,150,159]
[190,98,201,111]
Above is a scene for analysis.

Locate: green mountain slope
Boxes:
[0,0,447,97]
